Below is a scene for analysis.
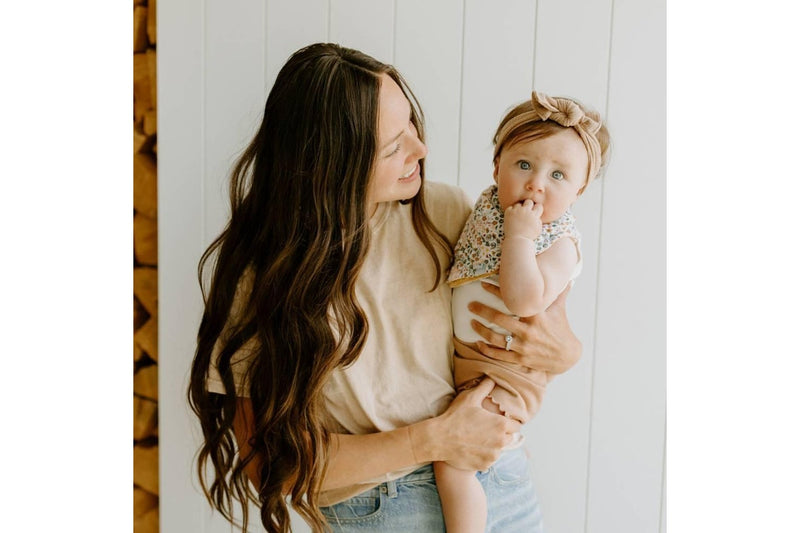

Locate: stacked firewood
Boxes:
[133,0,158,531]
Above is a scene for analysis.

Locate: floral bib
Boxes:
[447,185,580,288]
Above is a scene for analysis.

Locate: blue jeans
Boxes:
[320,447,544,532]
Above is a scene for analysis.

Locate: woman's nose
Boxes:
[408,122,427,159]
[413,135,428,159]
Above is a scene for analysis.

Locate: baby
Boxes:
[436,91,610,533]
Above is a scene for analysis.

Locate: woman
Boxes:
[188,42,581,533]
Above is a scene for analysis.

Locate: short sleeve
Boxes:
[422,180,473,246]
[206,336,256,397]
[205,270,257,397]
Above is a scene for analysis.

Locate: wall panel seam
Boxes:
[603,0,615,118]
[456,0,466,186]
[391,0,397,63]
[268,1,270,92]
[531,0,538,89]
[200,0,207,252]
[327,0,332,41]
[199,6,208,530]
[659,415,666,533]
[584,1,615,530]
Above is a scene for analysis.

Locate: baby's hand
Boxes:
[504,199,542,241]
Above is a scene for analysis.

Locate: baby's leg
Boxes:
[436,373,513,531]
[434,461,486,533]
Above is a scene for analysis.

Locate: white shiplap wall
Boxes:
[159,1,665,532]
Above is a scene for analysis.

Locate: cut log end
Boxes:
[133,444,159,495]
[134,363,158,400]
[134,6,148,52]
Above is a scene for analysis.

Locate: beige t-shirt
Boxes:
[206,180,472,505]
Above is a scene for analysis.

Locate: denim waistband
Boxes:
[393,462,435,483]
[375,462,435,499]
[321,447,541,532]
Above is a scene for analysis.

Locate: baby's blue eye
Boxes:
[519,161,531,170]
[551,170,564,180]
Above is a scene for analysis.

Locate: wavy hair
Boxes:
[188,43,450,532]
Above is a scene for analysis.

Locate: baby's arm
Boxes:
[435,461,487,533]
[499,200,579,316]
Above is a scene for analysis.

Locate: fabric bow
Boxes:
[530,91,602,185]
[495,92,604,187]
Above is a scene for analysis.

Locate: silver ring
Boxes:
[504,334,513,351]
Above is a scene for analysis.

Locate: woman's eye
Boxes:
[518,161,531,170]
[551,170,564,180]
[388,144,401,157]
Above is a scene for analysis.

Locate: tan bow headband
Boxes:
[496,91,603,185]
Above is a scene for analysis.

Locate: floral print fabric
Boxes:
[447,184,580,288]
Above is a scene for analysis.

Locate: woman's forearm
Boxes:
[234,399,438,492]
[324,378,518,490]
[322,379,521,490]
[322,419,437,491]
[234,381,517,494]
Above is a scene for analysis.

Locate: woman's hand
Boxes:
[469,282,582,375]
[411,378,520,471]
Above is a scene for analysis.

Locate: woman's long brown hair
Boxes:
[188,43,451,532]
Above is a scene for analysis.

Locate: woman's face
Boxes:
[367,74,428,216]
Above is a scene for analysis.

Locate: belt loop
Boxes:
[386,479,398,499]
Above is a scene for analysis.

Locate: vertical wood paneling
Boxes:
[533,0,613,104]
[394,0,463,187]
[329,0,394,64]
[525,2,613,531]
[265,0,329,90]
[660,441,666,533]
[203,1,267,246]
[157,0,207,531]
[458,0,536,202]
[587,0,666,531]
[160,2,666,532]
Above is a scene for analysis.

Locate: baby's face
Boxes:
[494,128,589,223]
